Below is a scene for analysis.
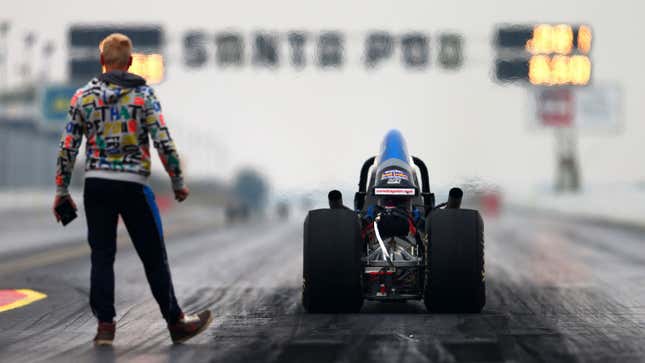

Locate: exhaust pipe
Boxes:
[446,187,463,209]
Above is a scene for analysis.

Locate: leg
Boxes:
[84,178,119,323]
[119,183,182,324]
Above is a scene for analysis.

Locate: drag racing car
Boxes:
[302,130,485,313]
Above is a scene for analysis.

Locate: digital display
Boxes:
[528,54,590,86]
[84,53,165,85]
[68,25,164,83]
[69,26,162,48]
[494,24,592,86]
[129,53,164,84]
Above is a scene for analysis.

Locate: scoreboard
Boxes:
[68,25,164,84]
[494,24,592,86]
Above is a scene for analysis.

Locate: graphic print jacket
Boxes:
[55,71,184,195]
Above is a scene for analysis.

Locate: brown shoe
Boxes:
[168,310,213,344]
[94,321,115,346]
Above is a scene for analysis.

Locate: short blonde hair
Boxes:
[99,33,133,68]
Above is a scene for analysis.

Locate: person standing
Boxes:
[52,33,212,345]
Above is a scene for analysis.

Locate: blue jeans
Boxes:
[83,177,182,324]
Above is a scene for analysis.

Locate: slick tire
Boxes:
[302,208,364,313]
[424,208,485,313]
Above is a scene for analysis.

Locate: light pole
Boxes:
[21,32,36,86]
[0,21,8,187]
[41,40,55,83]
[0,21,9,92]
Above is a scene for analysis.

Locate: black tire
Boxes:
[424,208,485,313]
[302,208,364,313]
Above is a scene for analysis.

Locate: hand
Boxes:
[53,195,77,222]
[174,187,190,202]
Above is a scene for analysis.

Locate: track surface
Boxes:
[1,208,644,363]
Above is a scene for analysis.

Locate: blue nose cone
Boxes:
[378,129,410,164]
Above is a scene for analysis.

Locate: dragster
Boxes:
[302,130,485,313]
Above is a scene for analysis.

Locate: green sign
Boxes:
[41,85,76,126]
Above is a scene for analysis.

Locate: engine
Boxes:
[362,207,425,299]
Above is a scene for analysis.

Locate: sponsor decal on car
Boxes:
[381,169,409,180]
[374,188,416,196]
[381,169,409,185]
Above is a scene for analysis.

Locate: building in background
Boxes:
[0,25,165,189]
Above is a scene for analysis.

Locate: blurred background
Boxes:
[0,0,641,262]
[2,2,645,362]
[1,1,643,224]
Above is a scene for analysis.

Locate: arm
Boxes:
[55,92,84,196]
[143,88,185,191]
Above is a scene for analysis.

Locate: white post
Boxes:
[554,126,580,192]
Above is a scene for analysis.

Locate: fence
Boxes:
[0,119,61,188]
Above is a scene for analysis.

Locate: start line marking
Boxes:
[0,289,47,313]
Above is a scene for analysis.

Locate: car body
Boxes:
[302,130,485,313]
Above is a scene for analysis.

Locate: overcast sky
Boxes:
[2,0,644,192]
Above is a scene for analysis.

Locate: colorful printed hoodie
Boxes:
[55,71,184,196]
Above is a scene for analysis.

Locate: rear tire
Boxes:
[302,208,364,313]
[424,208,485,313]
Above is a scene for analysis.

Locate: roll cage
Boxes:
[354,156,435,215]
